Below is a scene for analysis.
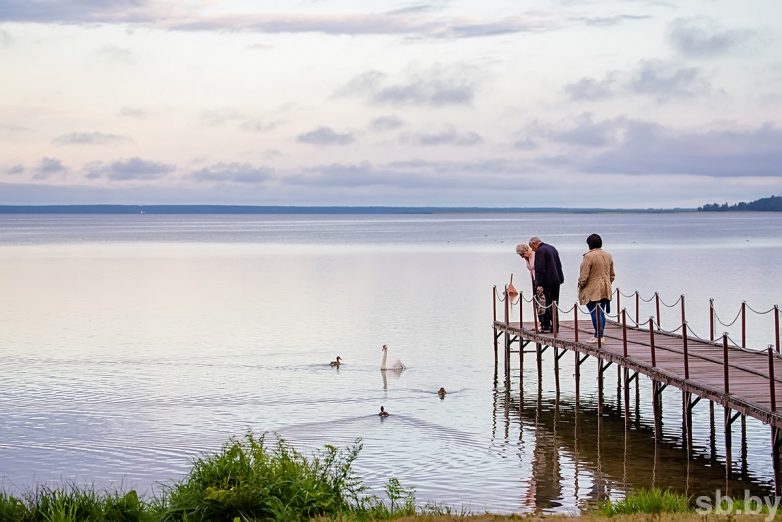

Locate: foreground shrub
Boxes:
[160,432,414,521]
[598,487,691,516]
[0,433,415,521]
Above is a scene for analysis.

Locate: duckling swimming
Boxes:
[378,406,389,417]
[437,387,447,398]
[330,356,342,367]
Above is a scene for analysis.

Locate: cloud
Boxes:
[53,131,131,145]
[667,18,755,58]
[119,107,149,118]
[239,119,282,133]
[582,14,651,27]
[98,45,134,64]
[563,73,618,101]
[548,113,626,147]
[0,0,151,23]
[402,128,483,146]
[85,157,174,181]
[369,115,404,132]
[4,164,25,175]
[629,59,708,98]
[296,126,355,145]
[192,163,273,184]
[573,120,782,177]
[200,108,242,127]
[336,66,477,106]
[32,157,68,180]
[564,59,708,101]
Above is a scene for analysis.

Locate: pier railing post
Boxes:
[635,291,640,326]
[680,294,686,328]
[649,317,656,367]
[574,305,579,343]
[655,292,661,331]
[519,290,523,329]
[723,333,730,394]
[723,334,732,477]
[769,345,776,413]
[493,285,497,323]
[710,298,715,342]
[616,288,621,322]
[622,308,628,358]
[683,321,690,380]
[504,286,509,326]
[493,285,498,368]
[553,302,559,338]
[741,301,747,348]
[775,304,780,354]
[770,344,781,497]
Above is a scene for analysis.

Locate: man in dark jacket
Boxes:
[529,236,564,333]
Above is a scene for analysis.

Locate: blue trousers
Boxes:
[587,299,610,337]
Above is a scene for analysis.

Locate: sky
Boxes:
[1,0,781,208]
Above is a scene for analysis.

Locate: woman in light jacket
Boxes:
[578,233,615,343]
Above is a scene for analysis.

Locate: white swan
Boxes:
[380,344,405,370]
[330,356,342,367]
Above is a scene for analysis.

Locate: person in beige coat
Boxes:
[578,233,615,343]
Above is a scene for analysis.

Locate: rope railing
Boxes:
[495,283,781,354]
[713,307,743,328]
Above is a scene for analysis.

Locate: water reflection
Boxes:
[493,368,773,512]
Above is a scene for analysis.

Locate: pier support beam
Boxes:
[772,427,782,497]
[652,381,667,442]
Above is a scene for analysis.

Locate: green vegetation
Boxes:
[699,195,782,211]
[0,432,415,522]
[597,488,691,516]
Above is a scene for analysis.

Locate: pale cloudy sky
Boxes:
[1,0,781,207]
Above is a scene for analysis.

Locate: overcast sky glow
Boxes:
[1,0,781,207]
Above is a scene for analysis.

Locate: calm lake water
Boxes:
[1,212,781,513]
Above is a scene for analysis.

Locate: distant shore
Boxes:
[0,204,699,214]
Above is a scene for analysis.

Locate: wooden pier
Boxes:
[492,287,782,494]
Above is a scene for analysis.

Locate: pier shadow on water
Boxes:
[492,370,774,512]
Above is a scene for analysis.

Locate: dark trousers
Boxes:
[541,284,561,330]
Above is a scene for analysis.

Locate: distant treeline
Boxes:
[0,205,693,214]
[698,195,782,212]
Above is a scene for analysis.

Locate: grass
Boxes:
[0,432,415,522]
[596,488,691,516]
[1,445,764,522]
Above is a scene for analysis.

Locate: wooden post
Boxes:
[775,305,780,354]
[493,286,498,368]
[649,317,656,367]
[622,308,628,358]
[741,301,747,348]
[769,345,780,495]
[655,292,661,331]
[723,333,730,394]
[682,321,690,379]
[504,287,510,378]
[574,305,579,343]
[554,347,560,398]
[635,291,640,326]
[616,288,621,322]
[623,367,630,427]
[710,298,715,342]
[723,333,732,476]
[575,351,581,402]
[598,359,604,415]
[553,302,559,338]
[652,380,661,442]
[519,290,523,328]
